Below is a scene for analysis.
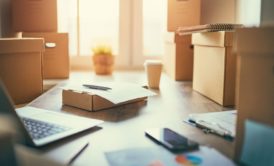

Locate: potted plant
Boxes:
[92,45,114,75]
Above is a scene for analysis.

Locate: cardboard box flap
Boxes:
[192,31,234,47]
[235,27,274,54]
[165,33,192,44]
[0,38,45,54]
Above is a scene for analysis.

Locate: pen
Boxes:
[83,84,111,91]
[68,141,89,165]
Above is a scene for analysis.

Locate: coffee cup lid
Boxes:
[144,60,162,66]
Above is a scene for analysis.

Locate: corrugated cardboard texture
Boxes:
[168,0,201,32]
[164,34,193,80]
[11,0,57,32]
[234,27,274,161]
[62,89,147,111]
[193,46,235,106]
[192,31,234,47]
[0,38,44,104]
[22,32,69,78]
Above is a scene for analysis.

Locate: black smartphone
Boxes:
[145,128,199,152]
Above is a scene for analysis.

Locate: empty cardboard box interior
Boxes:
[192,31,236,106]
[11,0,57,32]
[167,0,201,32]
[22,32,69,78]
[62,89,147,111]
[234,27,274,161]
[164,33,193,81]
[0,38,44,104]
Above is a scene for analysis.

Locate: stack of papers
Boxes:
[187,110,237,138]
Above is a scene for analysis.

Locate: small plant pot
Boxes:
[92,55,114,75]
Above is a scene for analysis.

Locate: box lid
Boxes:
[234,27,274,54]
[192,31,234,47]
[0,38,45,54]
[165,32,191,44]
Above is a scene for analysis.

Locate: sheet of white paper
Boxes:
[240,120,274,166]
[62,82,156,104]
[188,110,237,137]
[105,146,236,166]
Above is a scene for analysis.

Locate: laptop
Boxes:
[0,80,103,147]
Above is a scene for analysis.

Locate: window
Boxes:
[58,0,166,68]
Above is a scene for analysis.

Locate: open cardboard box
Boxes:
[62,89,147,111]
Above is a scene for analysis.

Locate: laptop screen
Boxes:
[0,80,33,146]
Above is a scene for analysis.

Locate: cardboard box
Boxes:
[11,0,57,32]
[22,32,69,78]
[0,38,44,104]
[164,33,193,80]
[168,0,201,32]
[234,27,274,161]
[201,0,235,24]
[192,32,236,106]
[62,89,147,111]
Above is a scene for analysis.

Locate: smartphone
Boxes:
[145,128,199,152]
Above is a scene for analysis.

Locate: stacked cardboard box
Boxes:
[234,27,274,161]
[192,31,236,106]
[164,33,193,80]
[11,0,69,79]
[22,33,69,78]
[0,38,44,104]
[165,0,200,81]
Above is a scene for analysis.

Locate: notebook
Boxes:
[0,80,103,147]
[176,23,243,35]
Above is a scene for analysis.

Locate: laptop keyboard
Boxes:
[21,117,71,140]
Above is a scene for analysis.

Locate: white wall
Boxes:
[236,0,261,26]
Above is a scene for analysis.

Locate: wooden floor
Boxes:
[27,70,235,165]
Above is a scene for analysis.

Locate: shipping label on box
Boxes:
[22,32,69,78]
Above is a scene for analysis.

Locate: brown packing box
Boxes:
[22,32,69,79]
[164,33,193,80]
[234,27,274,161]
[168,0,201,32]
[192,31,236,106]
[62,89,147,111]
[11,0,57,32]
[0,38,44,104]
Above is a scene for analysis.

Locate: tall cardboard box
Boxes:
[11,0,57,32]
[168,0,201,32]
[0,38,44,104]
[234,27,274,161]
[192,31,236,106]
[22,33,69,78]
[164,33,193,80]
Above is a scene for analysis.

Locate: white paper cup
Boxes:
[144,60,162,89]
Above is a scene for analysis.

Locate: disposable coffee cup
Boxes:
[144,60,162,89]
